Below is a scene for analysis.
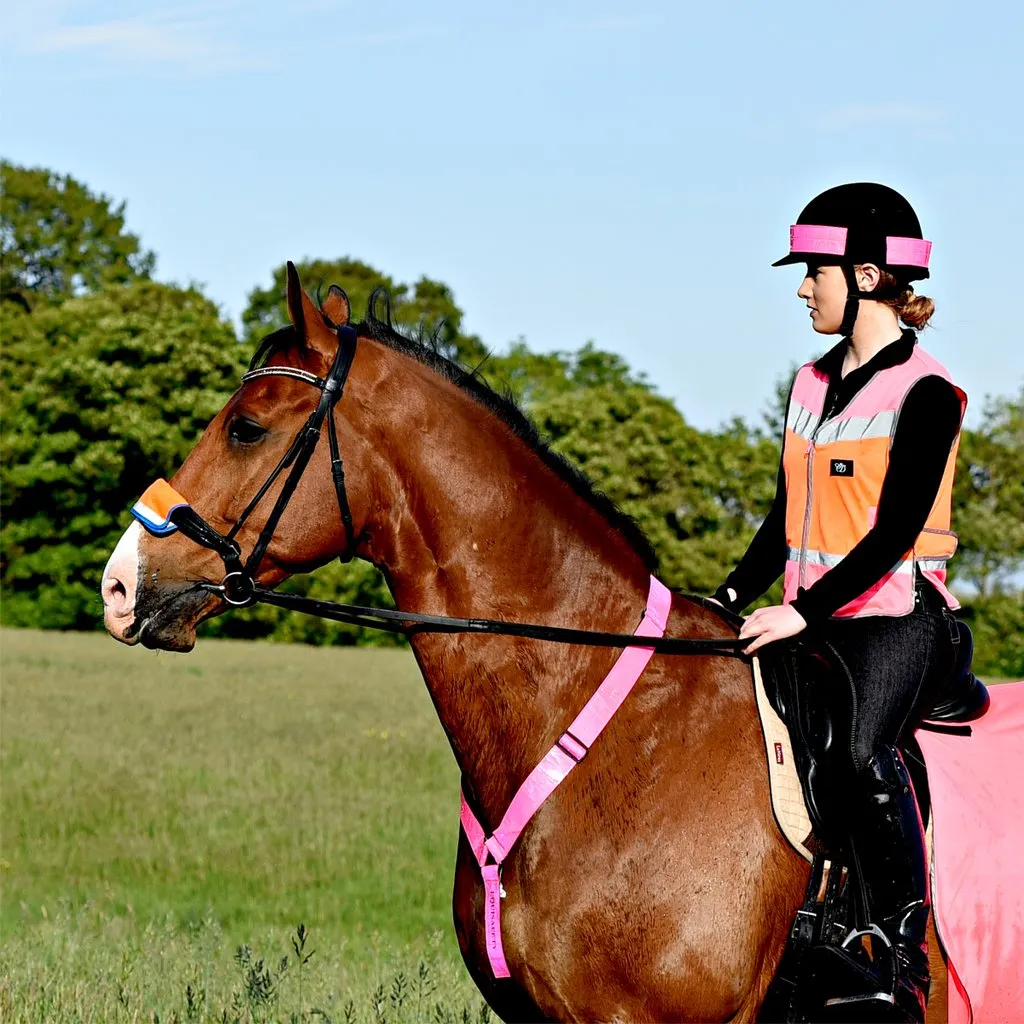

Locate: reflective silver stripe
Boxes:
[786,401,819,438]
[786,402,899,444]
[917,558,951,572]
[811,409,898,446]
[788,546,843,568]
[787,547,919,574]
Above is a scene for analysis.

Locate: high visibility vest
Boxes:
[781,346,966,617]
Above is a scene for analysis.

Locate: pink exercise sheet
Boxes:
[918,680,1024,1024]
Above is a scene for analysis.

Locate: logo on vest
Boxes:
[830,459,854,477]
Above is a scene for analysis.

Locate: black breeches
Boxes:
[816,582,957,775]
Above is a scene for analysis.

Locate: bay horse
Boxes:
[101,265,950,1022]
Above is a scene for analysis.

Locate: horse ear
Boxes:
[285,261,305,335]
[321,284,351,326]
[285,261,322,341]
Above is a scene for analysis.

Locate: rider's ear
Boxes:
[285,261,324,341]
[855,263,881,294]
[321,285,351,327]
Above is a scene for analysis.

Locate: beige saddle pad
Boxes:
[752,657,817,863]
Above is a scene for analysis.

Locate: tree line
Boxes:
[2,161,1021,676]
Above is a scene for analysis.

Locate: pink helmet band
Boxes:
[789,224,847,256]
[886,236,932,268]
[788,224,932,269]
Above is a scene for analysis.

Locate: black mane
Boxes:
[253,290,658,570]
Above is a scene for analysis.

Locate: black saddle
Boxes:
[756,617,989,845]
[921,617,990,725]
[758,637,861,848]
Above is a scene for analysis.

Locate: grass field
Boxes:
[3,629,1015,1022]
[0,628,486,1023]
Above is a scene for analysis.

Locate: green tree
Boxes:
[760,367,797,437]
[1,282,243,628]
[1,274,404,645]
[953,389,1024,595]
[0,162,155,311]
[532,384,779,594]
[241,258,486,364]
[958,594,1024,679]
[484,340,650,407]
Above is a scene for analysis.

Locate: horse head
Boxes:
[101,263,393,651]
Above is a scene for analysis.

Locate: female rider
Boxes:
[712,183,964,1022]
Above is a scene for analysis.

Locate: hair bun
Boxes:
[898,290,935,330]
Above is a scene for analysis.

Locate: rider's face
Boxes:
[797,264,847,334]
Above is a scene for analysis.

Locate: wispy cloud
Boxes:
[13,3,269,75]
[343,26,448,47]
[547,12,664,35]
[818,103,946,141]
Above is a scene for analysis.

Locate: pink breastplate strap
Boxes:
[459,575,672,978]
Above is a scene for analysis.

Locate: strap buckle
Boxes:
[556,730,589,763]
[481,862,507,899]
[221,571,256,607]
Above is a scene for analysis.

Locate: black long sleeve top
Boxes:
[715,331,963,624]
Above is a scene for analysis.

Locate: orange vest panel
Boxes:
[781,346,965,617]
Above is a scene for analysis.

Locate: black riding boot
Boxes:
[850,745,931,1023]
[805,745,931,1024]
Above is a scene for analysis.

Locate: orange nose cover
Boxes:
[131,478,190,535]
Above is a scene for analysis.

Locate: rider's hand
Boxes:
[739,604,807,655]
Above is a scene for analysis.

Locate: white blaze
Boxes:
[101,520,142,637]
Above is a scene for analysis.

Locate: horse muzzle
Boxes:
[101,519,220,652]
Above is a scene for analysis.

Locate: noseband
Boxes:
[130,324,750,657]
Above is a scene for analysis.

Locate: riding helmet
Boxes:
[773,182,931,281]
[773,182,932,334]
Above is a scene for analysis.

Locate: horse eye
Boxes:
[228,417,267,446]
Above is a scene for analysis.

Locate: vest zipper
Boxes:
[799,439,814,589]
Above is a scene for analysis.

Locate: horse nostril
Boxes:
[102,574,130,614]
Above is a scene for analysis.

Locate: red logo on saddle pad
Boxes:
[774,742,785,765]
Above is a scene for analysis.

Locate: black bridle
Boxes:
[164,324,359,607]
[155,324,750,657]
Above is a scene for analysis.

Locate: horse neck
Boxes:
[352,345,654,821]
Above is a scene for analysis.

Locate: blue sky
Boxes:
[4,0,1022,429]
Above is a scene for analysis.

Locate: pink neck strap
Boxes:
[459,575,672,978]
